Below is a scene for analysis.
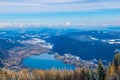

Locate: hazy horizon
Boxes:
[0,0,120,27]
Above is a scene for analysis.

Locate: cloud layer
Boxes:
[0,0,120,13]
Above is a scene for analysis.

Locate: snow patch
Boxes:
[90,36,98,40]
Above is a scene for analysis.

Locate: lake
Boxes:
[22,53,75,70]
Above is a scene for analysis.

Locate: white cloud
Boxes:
[65,22,71,26]
[0,22,120,28]
[0,0,120,13]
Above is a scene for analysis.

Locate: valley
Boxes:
[0,27,120,71]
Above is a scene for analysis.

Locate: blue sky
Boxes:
[0,0,120,26]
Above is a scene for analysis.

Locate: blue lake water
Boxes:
[22,53,75,70]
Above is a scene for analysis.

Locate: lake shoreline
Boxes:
[22,53,76,70]
[1,44,98,71]
[1,45,50,71]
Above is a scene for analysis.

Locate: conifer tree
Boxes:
[106,63,116,80]
[80,68,90,80]
[113,51,120,70]
[98,60,106,80]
